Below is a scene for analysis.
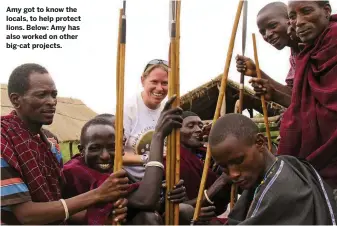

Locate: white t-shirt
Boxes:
[123,92,165,180]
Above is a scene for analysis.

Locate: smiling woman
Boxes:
[123,59,169,181]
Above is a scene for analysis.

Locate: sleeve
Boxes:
[123,102,134,142]
[0,157,31,207]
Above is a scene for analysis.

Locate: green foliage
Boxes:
[60,142,80,163]
[257,122,280,144]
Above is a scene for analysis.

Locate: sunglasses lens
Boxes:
[144,59,169,72]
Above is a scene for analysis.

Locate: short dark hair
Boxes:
[257,2,288,18]
[80,117,114,145]
[8,63,48,96]
[182,111,199,119]
[95,113,115,121]
[209,113,259,147]
[316,0,330,7]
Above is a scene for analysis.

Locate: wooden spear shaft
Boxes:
[113,6,125,226]
[174,1,181,225]
[166,13,176,225]
[192,0,244,222]
[252,33,272,152]
[113,8,124,172]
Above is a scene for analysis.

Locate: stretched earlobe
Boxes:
[255,133,266,149]
[78,144,84,155]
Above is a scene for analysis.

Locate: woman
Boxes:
[123,59,169,181]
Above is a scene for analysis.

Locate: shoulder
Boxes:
[1,115,14,132]
[124,93,141,116]
[319,21,337,47]
[63,155,83,171]
[330,20,337,34]
[265,157,312,198]
[125,93,141,108]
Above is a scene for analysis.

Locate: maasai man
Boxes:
[62,96,190,224]
[236,2,300,108]
[207,113,337,224]
[275,1,337,192]
[0,63,129,224]
[163,111,231,223]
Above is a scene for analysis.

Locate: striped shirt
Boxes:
[1,144,62,224]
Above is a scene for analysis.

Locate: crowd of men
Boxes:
[1,0,337,225]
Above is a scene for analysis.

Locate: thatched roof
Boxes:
[1,84,97,142]
[180,74,285,120]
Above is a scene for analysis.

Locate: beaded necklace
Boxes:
[253,157,279,198]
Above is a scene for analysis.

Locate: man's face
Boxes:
[257,10,290,50]
[180,116,203,148]
[211,134,265,190]
[288,1,331,43]
[14,72,57,125]
[82,124,116,173]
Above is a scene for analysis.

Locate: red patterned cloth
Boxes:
[1,111,64,202]
[285,48,298,88]
[63,154,140,225]
[278,16,337,188]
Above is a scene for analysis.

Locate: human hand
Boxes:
[249,77,275,101]
[95,169,129,203]
[236,55,257,77]
[167,179,187,204]
[111,198,128,224]
[198,205,217,223]
[155,95,183,138]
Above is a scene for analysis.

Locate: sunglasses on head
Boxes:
[143,59,169,72]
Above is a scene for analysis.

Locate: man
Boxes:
[236,2,300,107]
[276,1,337,191]
[63,96,190,224]
[1,63,129,224]
[164,111,231,223]
[208,113,337,224]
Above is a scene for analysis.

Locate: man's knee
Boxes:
[128,211,163,225]
[179,203,194,225]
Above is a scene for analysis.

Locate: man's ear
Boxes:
[9,93,21,109]
[255,133,266,150]
[323,3,332,18]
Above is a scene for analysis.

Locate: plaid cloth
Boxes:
[278,16,337,188]
[1,111,64,203]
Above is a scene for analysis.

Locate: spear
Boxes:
[252,33,272,152]
[231,0,248,210]
[166,0,178,224]
[174,1,181,225]
[114,0,126,173]
[192,0,244,223]
[238,0,247,114]
[113,1,126,225]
